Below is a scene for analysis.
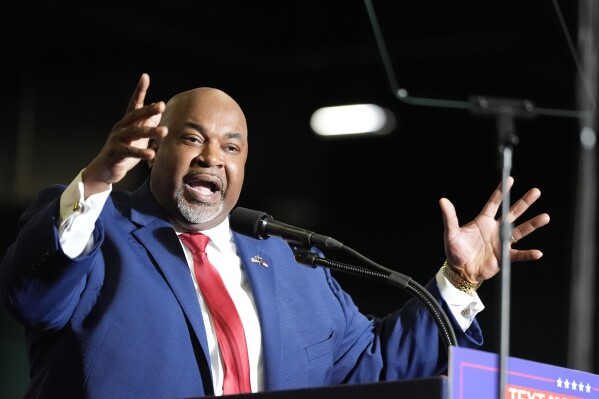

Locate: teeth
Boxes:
[188,181,215,195]
[191,185,213,195]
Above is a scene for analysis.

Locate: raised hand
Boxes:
[82,73,167,197]
[439,176,550,284]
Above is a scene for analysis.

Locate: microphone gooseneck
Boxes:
[229,206,459,351]
[294,250,458,351]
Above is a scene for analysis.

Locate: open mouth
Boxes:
[188,179,218,194]
[184,173,223,202]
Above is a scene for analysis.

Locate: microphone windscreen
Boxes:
[230,207,269,238]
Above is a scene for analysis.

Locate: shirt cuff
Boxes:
[435,268,485,331]
[58,170,111,258]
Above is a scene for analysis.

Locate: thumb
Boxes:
[439,197,459,237]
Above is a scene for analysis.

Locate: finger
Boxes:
[125,73,150,114]
[107,139,154,163]
[510,213,550,243]
[119,125,167,145]
[125,145,158,161]
[505,187,541,224]
[117,102,165,130]
[510,248,544,262]
[480,176,514,219]
[143,111,163,128]
[439,197,459,239]
[107,126,167,161]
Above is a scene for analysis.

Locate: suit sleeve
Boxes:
[0,185,105,330]
[326,270,483,384]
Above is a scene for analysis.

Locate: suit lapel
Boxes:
[128,181,212,383]
[126,182,287,391]
[234,234,284,391]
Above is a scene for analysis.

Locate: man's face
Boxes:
[149,88,248,231]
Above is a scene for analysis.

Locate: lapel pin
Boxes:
[250,255,269,267]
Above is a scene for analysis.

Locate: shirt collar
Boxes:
[174,217,233,254]
[200,217,233,253]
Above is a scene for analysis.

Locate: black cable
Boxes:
[293,250,459,351]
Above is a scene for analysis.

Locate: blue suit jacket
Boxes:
[0,180,483,399]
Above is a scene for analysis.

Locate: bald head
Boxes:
[160,87,247,131]
[149,86,249,231]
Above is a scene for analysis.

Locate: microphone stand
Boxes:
[292,247,459,352]
[469,96,535,399]
[362,1,593,397]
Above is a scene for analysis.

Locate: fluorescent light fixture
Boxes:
[310,104,396,137]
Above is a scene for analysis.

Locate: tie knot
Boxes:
[179,232,210,254]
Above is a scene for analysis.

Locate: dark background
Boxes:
[0,1,594,397]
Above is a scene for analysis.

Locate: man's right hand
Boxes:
[82,73,167,198]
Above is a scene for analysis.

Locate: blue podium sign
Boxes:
[449,347,599,399]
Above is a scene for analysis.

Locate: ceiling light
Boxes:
[310,104,396,137]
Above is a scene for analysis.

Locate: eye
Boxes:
[182,135,202,144]
[224,144,241,154]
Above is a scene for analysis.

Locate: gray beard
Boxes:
[175,189,224,225]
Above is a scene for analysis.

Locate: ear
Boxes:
[147,138,159,169]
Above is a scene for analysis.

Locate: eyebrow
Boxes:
[184,121,243,140]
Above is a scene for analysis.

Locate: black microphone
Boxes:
[229,207,343,249]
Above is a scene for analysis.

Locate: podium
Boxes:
[225,376,447,399]
[218,347,599,399]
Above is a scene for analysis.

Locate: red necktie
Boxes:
[179,232,251,395]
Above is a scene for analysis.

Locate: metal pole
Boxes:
[568,0,598,373]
